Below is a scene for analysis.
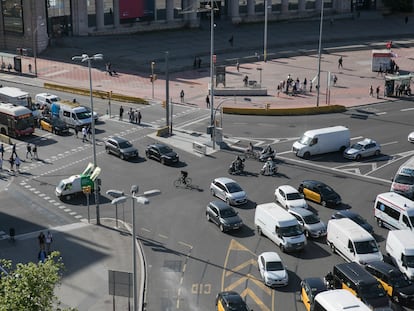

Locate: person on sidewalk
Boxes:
[338,56,343,69]
[26,143,32,159]
[12,143,17,157]
[8,155,14,172]
[38,232,45,251]
[119,105,124,121]
[45,231,53,254]
[206,95,210,108]
[180,90,185,103]
[137,110,142,125]
[14,156,21,173]
[376,86,380,99]
[32,144,38,160]
[369,85,373,97]
[82,126,87,142]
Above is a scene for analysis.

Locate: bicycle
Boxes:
[173,174,192,188]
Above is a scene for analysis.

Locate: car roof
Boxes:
[289,207,314,217]
[149,143,167,148]
[302,277,327,290]
[214,177,236,184]
[108,136,128,143]
[359,138,376,145]
[209,200,233,211]
[365,261,401,276]
[219,291,245,302]
[334,210,358,218]
[302,180,326,187]
[277,185,298,193]
[259,251,282,262]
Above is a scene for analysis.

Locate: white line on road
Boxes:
[401,108,414,111]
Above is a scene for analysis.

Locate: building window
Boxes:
[2,0,23,33]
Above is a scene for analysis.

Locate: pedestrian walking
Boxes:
[82,126,87,142]
[38,249,47,263]
[206,95,210,108]
[8,155,14,171]
[128,107,134,122]
[32,144,38,160]
[277,84,281,97]
[45,230,53,254]
[119,105,124,121]
[309,81,313,92]
[243,75,248,87]
[236,61,240,72]
[38,232,46,250]
[12,143,17,157]
[26,143,32,159]
[0,143,4,159]
[369,85,374,97]
[338,56,343,69]
[15,156,21,172]
[74,126,78,138]
[376,86,380,99]
[87,126,92,140]
[303,78,307,91]
[180,90,185,103]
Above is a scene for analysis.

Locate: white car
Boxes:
[343,138,381,160]
[210,177,247,206]
[257,252,288,287]
[275,185,308,209]
[408,131,414,143]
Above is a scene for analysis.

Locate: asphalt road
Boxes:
[1,81,414,310]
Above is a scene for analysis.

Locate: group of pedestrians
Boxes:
[38,231,53,263]
[0,143,38,173]
[127,108,142,124]
[279,75,311,96]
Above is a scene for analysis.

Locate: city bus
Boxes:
[0,86,40,118]
[0,102,35,137]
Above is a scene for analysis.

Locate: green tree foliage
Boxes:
[0,251,76,311]
[383,0,413,12]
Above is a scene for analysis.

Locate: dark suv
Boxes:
[365,260,414,306]
[105,136,138,160]
[206,201,243,232]
[145,143,179,165]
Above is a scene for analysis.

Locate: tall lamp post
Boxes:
[71,53,103,225]
[316,0,324,107]
[209,1,216,149]
[111,186,161,311]
[263,0,269,62]
[151,61,155,99]
[31,21,44,76]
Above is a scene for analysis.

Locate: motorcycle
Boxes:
[228,159,245,175]
[260,162,278,176]
[258,150,276,162]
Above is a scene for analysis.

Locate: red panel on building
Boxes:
[119,0,144,19]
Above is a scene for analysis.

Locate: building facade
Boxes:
[0,0,380,55]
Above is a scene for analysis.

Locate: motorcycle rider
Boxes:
[262,144,273,155]
[262,157,276,175]
[232,156,243,172]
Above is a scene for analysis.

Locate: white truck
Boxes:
[55,163,101,200]
[386,230,414,280]
[292,126,350,159]
[254,202,306,252]
[327,218,382,265]
[51,100,93,130]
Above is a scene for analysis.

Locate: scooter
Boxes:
[228,159,245,175]
[258,150,276,162]
[260,162,278,176]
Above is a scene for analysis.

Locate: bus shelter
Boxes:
[384,74,413,97]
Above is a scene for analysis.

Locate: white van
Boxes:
[374,192,414,230]
[51,101,92,129]
[313,289,372,311]
[254,202,306,252]
[327,218,382,265]
[386,230,414,280]
[391,156,414,199]
[35,93,61,110]
[292,126,350,159]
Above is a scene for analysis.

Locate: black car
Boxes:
[105,136,138,160]
[145,143,179,165]
[215,291,251,311]
[39,116,69,135]
[300,277,328,311]
[331,210,373,234]
[298,180,342,207]
[365,260,414,306]
[206,201,243,232]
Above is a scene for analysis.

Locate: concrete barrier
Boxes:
[192,142,207,155]
[222,105,346,116]
[156,126,170,137]
[214,87,268,96]
[0,134,12,145]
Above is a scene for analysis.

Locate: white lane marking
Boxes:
[401,108,414,111]
[351,136,363,140]
[381,141,399,146]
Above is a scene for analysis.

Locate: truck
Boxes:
[0,86,41,119]
[51,100,93,130]
[292,126,350,159]
[55,163,101,200]
[386,229,414,280]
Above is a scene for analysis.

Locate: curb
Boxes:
[222,105,347,115]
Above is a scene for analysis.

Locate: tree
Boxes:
[0,251,76,311]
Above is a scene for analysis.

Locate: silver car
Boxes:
[210,177,247,206]
[288,207,327,238]
[343,138,381,160]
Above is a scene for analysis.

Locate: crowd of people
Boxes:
[0,142,38,173]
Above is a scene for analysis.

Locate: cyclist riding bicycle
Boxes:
[181,171,188,185]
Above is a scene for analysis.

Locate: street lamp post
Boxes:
[316,0,324,107]
[209,1,215,149]
[151,61,155,99]
[31,21,44,77]
[110,187,161,311]
[263,0,269,62]
[71,53,103,225]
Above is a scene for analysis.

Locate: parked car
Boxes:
[275,185,308,209]
[210,177,247,206]
[408,131,414,143]
[35,93,61,110]
[298,180,341,207]
[364,260,414,306]
[331,210,373,234]
[105,136,138,160]
[215,291,251,311]
[145,143,179,165]
[206,201,243,232]
[343,138,381,160]
[257,252,289,287]
[39,116,69,135]
[288,207,327,238]
[300,277,328,311]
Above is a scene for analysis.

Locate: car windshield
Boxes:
[158,145,172,154]
[76,111,90,120]
[319,185,335,196]
[52,118,65,126]
[351,143,364,150]
[359,284,386,299]
[350,214,366,226]
[226,182,243,193]
[286,192,302,200]
[266,261,284,271]
[390,274,412,288]
[119,141,132,148]
[394,174,414,185]
[50,96,60,102]
[404,255,414,268]
[279,224,303,237]
[303,214,320,224]
[354,240,378,254]
[221,208,237,218]
[299,135,312,145]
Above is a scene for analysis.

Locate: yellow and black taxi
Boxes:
[215,291,251,311]
[300,277,328,311]
[40,116,69,135]
[298,180,341,207]
[365,260,414,307]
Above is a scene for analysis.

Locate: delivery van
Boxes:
[374,192,414,230]
[386,230,414,280]
[327,218,382,265]
[51,100,92,130]
[391,156,414,199]
[312,289,372,311]
[254,202,306,252]
[55,163,101,200]
[292,126,350,159]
